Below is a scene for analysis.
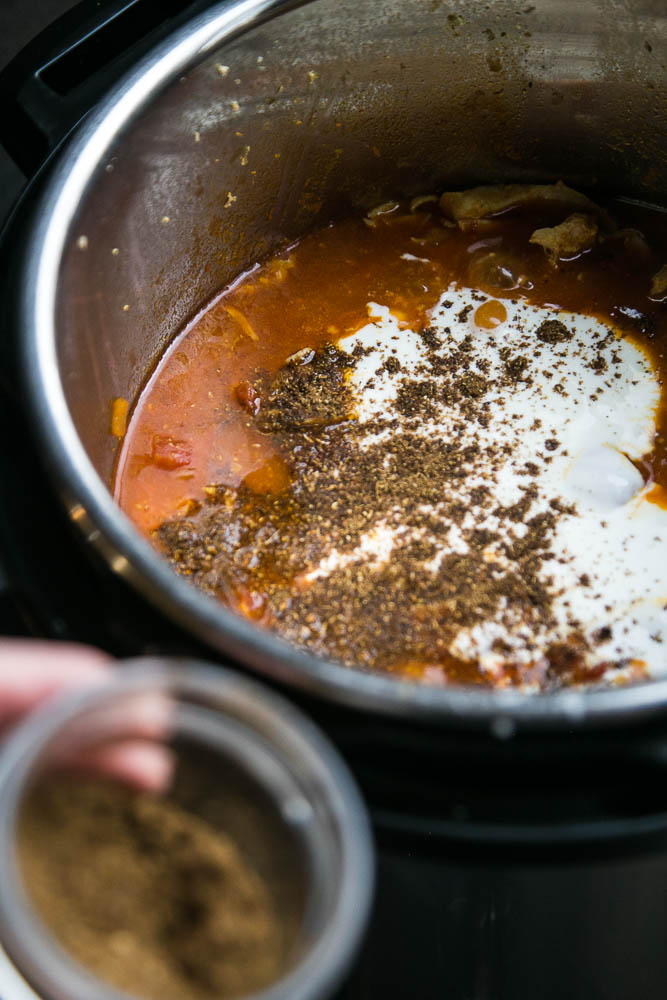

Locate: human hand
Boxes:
[0,640,171,791]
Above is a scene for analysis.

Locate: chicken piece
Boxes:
[600,228,651,270]
[650,264,667,298]
[467,249,527,290]
[529,213,599,262]
[456,218,502,234]
[439,180,610,225]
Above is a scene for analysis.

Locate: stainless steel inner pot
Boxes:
[20,0,667,727]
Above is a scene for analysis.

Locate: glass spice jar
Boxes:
[0,659,374,1000]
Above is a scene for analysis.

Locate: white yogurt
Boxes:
[305,286,667,684]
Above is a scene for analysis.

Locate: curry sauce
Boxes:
[115,187,667,690]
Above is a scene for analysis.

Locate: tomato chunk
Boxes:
[234,381,261,415]
[151,435,192,470]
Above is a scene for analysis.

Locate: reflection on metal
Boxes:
[110,554,129,575]
[0,945,40,1000]
[69,503,86,522]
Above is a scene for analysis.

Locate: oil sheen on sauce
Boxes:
[115,195,667,691]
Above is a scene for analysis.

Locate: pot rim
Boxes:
[19,0,667,731]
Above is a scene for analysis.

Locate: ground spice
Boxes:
[18,777,284,1000]
[146,193,666,693]
[535,318,572,344]
[156,320,604,690]
[256,343,353,432]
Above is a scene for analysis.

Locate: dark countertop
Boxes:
[0,0,78,222]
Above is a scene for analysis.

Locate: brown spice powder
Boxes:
[256,343,353,433]
[157,327,579,688]
[19,777,284,1000]
[535,319,572,344]
[155,277,651,691]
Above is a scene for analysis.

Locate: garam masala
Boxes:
[18,776,284,1000]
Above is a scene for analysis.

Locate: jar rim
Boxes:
[0,658,375,1000]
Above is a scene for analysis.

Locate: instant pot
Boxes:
[0,1,666,996]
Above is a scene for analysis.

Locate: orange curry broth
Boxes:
[116,199,667,545]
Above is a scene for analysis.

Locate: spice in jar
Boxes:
[18,776,285,1000]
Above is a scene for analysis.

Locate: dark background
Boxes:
[0,0,79,218]
[3,8,667,999]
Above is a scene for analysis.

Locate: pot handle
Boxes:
[0,0,220,177]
